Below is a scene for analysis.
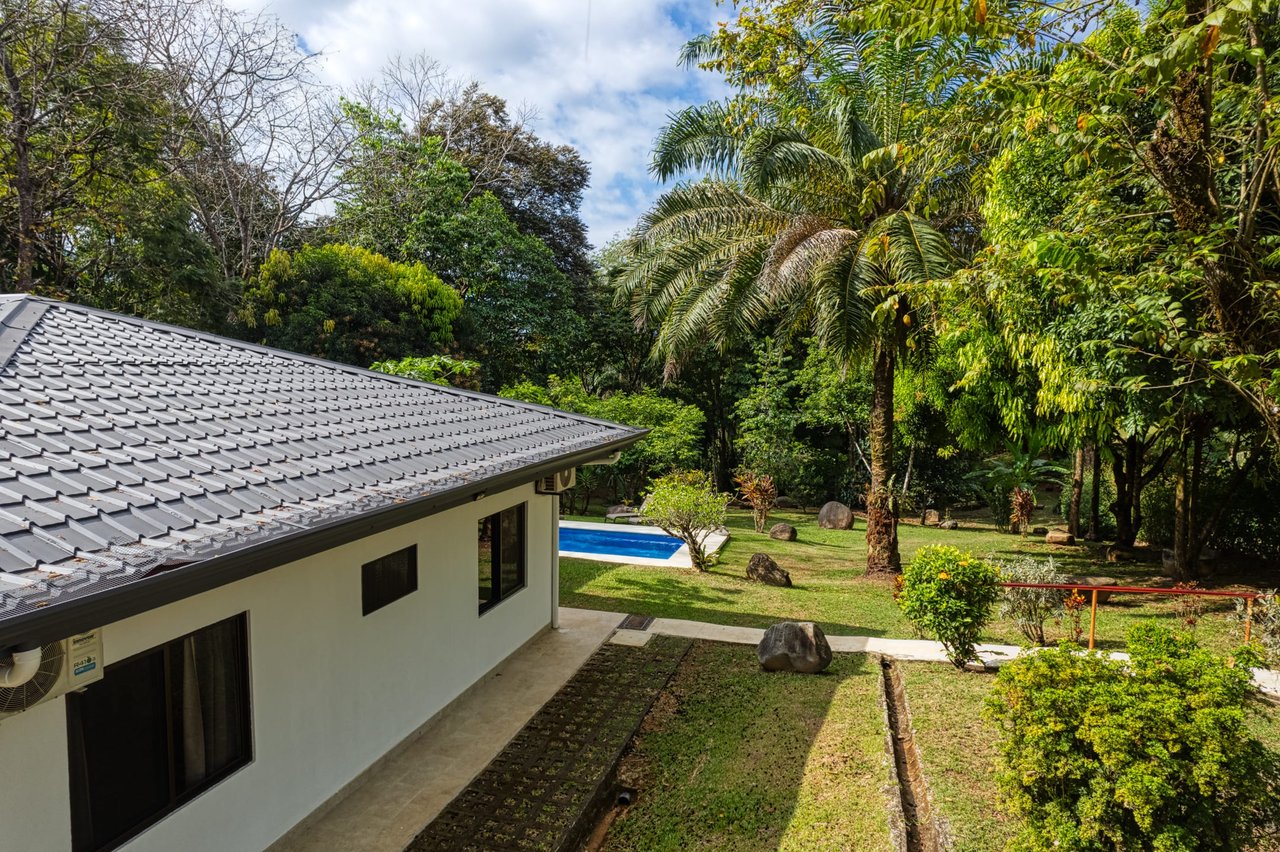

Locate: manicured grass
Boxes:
[899,662,1280,852]
[603,642,895,852]
[561,510,1257,654]
[898,663,1014,852]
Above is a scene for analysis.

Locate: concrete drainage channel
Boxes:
[880,657,942,852]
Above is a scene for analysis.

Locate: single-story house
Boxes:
[0,295,645,852]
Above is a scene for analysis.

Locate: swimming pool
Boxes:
[559,525,685,559]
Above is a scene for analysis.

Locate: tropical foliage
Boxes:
[896,545,1000,667]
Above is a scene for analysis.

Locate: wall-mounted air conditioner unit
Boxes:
[0,630,104,721]
[535,468,576,494]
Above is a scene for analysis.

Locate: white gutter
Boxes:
[0,644,41,688]
[551,494,561,630]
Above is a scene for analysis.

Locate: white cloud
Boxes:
[240,0,730,245]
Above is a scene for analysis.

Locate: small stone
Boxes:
[747,553,792,587]
[939,519,959,530]
[922,509,941,526]
[774,496,800,509]
[768,522,797,541]
[1045,530,1076,545]
[757,621,832,673]
[1031,526,1049,536]
[817,501,855,530]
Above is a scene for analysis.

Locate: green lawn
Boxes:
[603,642,895,851]
[899,662,1280,852]
[561,509,1258,655]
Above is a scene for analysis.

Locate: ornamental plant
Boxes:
[986,626,1280,850]
[734,470,777,533]
[640,472,729,572]
[996,556,1067,646]
[896,546,999,667]
[1239,591,1280,665]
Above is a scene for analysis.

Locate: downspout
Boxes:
[0,643,41,687]
[551,494,561,630]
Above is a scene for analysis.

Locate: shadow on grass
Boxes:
[606,643,888,851]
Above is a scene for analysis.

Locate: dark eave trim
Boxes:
[0,430,647,647]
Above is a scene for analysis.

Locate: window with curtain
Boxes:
[478,503,526,613]
[66,613,252,852]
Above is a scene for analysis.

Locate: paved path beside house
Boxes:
[405,635,691,851]
[607,613,1280,699]
[268,608,625,852]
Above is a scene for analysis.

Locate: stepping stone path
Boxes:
[407,635,692,852]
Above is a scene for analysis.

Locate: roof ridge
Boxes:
[30,298,642,437]
[0,295,50,374]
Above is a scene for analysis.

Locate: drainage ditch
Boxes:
[881,657,939,852]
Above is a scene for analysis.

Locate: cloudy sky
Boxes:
[237,0,731,246]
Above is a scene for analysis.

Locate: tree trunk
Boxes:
[1087,444,1101,541]
[1110,437,1143,547]
[1172,440,1192,580]
[2,45,38,293]
[866,341,899,575]
[1068,448,1084,537]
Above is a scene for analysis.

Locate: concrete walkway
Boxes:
[609,613,1280,699]
[269,607,625,852]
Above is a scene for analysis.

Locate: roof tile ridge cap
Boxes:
[12,298,642,435]
[0,296,52,375]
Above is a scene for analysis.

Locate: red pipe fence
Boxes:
[998,582,1263,650]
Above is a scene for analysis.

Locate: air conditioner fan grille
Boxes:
[0,642,65,714]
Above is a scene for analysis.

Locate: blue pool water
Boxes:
[559,526,684,559]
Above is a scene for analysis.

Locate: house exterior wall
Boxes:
[0,482,556,852]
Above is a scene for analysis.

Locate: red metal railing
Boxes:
[998,582,1264,650]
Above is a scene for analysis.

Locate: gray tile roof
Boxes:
[0,295,644,639]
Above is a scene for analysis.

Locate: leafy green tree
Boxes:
[0,0,169,293]
[369,355,480,387]
[733,342,812,495]
[499,377,704,507]
[987,626,1280,850]
[613,28,979,574]
[239,243,460,365]
[334,104,582,390]
[640,471,729,571]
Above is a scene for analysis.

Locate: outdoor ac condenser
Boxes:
[0,630,104,720]
[535,468,576,494]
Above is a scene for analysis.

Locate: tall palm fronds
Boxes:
[613,31,983,574]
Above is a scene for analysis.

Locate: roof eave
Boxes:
[0,429,647,647]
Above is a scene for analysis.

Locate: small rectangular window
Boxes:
[362,545,418,615]
[478,503,526,613]
[67,613,252,852]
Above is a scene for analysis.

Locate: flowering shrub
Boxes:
[896,546,1000,667]
[986,626,1280,850]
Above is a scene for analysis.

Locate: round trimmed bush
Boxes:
[896,545,1000,668]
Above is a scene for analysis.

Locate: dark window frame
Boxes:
[361,545,419,616]
[478,503,527,614]
[66,613,253,852]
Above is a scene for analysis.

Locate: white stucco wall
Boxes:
[0,483,556,852]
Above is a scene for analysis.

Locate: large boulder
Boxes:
[818,501,855,530]
[1063,575,1120,604]
[747,553,792,587]
[757,621,832,673]
[922,508,941,526]
[768,522,797,541]
[774,496,800,509]
[939,519,959,530]
[1045,529,1076,546]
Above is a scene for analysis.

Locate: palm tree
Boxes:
[613,33,980,574]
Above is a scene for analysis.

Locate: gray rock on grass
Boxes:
[757,621,832,673]
[768,522,797,541]
[747,553,792,587]
[818,501,855,530]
